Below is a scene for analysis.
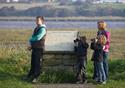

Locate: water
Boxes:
[0,21,125,29]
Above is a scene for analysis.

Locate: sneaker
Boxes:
[97,81,106,85]
[32,78,38,83]
[101,81,106,84]
[76,81,83,84]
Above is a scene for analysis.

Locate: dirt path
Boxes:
[34,83,95,88]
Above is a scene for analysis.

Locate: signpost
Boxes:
[45,31,78,52]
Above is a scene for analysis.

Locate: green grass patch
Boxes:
[39,70,76,83]
[0,29,125,88]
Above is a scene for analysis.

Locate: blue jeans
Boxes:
[103,51,109,80]
[93,52,109,81]
[95,61,106,82]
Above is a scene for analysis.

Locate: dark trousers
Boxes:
[93,61,98,79]
[28,48,43,79]
[76,56,87,82]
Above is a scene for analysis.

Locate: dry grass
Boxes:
[0,28,125,59]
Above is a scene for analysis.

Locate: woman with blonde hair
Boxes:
[97,21,111,82]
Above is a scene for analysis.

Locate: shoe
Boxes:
[101,81,106,84]
[97,81,106,85]
[76,81,83,84]
[32,78,38,83]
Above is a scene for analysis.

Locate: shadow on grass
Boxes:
[0,71,26,82]
[78,59,125,85]
[0,57,125,84]
[0,71,32,88]
[109,59,125,81]
[39,69,76,83]
[0,57,29,83]
[0,72,17,80]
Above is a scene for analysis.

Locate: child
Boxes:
[74,36,89,84]
[24,16,46,83]
[91,35,106,84]
[97,21,111,80]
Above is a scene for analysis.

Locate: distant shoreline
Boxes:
[0,19,125,29]
[0,16,125,21]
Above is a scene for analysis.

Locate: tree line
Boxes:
[0,4,125,17]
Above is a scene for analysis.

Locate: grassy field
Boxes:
[0,29,125,88]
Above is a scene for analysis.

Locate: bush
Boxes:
[56,8,77,17]
[24,5,56,17]
[0,6,16,16]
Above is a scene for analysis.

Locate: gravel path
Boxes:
[34,83,95,88]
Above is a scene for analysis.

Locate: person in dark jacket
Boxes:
[25,16,46,83]
[74,36,89,84]
[91,35,106,84]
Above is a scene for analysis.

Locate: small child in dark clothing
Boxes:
[90,35,106,84]
[74,36,89,84]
